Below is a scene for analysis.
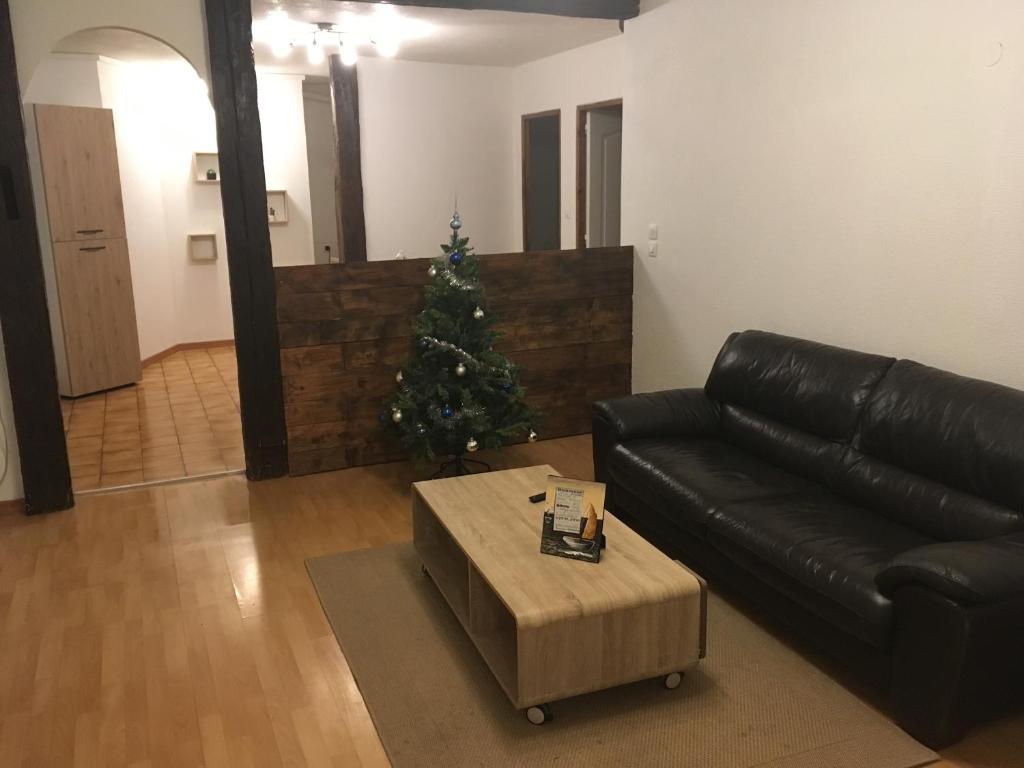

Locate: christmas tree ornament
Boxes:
[473,306,484,320]
[454,362,467,377]
[449,250,463,266]
[395,370,403,384]
[391,409,403,424]
[416,422,427,436]
[418,337,430,350]
[441,405,454,419]
[466,437,478,453]
[378,413,388,424]
[528,429,538,443]
[450,211,462,230]
[501,381,513,392]
[427,264,438,278]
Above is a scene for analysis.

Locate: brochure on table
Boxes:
[540,476,606,564]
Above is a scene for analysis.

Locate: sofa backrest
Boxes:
[842,360,1024,540]
[704,331,895,485]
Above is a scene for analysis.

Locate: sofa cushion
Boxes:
[852,360,1024,539]
[607,437,820,538]
[708,495,934,648]
[705,330,895,442]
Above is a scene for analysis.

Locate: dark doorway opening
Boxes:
[521,110,561,251]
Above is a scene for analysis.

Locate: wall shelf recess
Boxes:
[193,152,220,184]
[188,233,218,261]
[266,190,288,225]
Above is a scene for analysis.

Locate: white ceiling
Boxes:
[251,0,622,69]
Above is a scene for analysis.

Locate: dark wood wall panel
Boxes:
[275,246,633,475]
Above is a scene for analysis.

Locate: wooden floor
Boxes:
[0,434,1019,767]
[61,347,244,492]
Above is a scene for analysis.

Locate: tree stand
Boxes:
[431,454,491,479]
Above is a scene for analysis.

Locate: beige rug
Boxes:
[307,543,937,768]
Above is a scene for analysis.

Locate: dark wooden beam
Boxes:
[328,54,368,263]
[0,0,74,514]
[203,0,289,479]
[344,0,639,20]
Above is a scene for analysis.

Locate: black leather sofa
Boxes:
[593,330,1024,748]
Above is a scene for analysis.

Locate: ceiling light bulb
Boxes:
[375,37,399,58]
[308,40,325,65]
[340,44,358,66]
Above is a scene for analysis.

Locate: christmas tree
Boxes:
[385,211,538,475]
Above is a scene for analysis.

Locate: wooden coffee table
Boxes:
[412,464,706,724]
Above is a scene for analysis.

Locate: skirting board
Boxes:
[141,339,235,367]
[0,498,25,516]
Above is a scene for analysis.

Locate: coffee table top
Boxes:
[412,464,702,628]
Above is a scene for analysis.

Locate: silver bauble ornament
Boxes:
[450,212,462,230]
[427,265,438,277]
[395,370,403,384]
[391,409,403,424]
[466,436,478,453]
[455,362,467,377]
[472,306,484,320]
[528,429,538,443]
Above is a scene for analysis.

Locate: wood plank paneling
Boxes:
[275,246,633,475]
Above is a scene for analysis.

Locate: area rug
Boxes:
[307,543,937,768]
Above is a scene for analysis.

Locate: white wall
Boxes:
[303,82,341,264]
[358,58,516,260]
[623,0,1024,392]
[257,72,316,267]
[510,35,626,249]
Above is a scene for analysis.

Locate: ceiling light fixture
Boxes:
[254,9,433,67]
[339,44,358,67]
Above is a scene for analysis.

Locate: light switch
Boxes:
[648,223,658,240]
[647,240,658,258]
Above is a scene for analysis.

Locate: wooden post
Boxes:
[203,0,288,479]
[0,0,74,514]
[328,54,368,263]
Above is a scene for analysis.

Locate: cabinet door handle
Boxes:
[79,246,107,252]
[76,228,104,234]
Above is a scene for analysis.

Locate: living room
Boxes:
[0,0,1021,766]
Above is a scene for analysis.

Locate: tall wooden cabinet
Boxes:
[33,104,141,397]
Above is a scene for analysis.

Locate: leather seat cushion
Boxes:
[708,495,934,648]
[607,438,821,538]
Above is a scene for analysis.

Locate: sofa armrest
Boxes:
[592,389,719,487]
[876,533,1024,605]
[592,388,720,444]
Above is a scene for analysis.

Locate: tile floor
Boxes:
[61,346,244,491]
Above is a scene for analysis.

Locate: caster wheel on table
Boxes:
[526,704,552,725]
[664,672,683,690]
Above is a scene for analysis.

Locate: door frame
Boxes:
[0,0,288,514]
[521,108,561,251]
[575,98,622,249]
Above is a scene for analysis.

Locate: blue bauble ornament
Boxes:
[378,413,388,424]
[441,405,454,419]
[501,382,513,393]
[449,250,462,266]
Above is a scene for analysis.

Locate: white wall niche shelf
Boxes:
[193,152,220,184]
[266,190,288,225]
[188,233,218,262]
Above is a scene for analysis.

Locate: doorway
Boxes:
[576,99,623,248]
[521,110,561,251]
